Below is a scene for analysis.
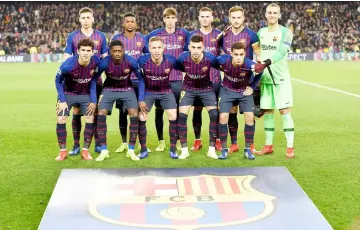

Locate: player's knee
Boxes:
[57,116,67,124]
[139,113,147,121]
[128,109,138,117]
[208,109,219,121]
[98,109,108,116]
[279,108,291,115]
[72,107,80,115]
[84,116,94,123]
[219,113,229,124]
[244,112,254,125]
[178,112,187,123]
[168,111,178,121]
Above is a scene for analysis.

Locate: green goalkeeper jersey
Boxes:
[257,25,293,85]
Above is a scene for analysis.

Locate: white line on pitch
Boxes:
[291,78,360,98]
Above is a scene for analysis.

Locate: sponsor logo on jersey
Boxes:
[261,44,277,50]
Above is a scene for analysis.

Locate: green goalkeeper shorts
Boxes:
[260,82,293,110]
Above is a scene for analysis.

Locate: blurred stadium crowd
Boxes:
[0,2,359,55]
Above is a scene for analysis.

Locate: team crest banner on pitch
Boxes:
[89,175,276,229]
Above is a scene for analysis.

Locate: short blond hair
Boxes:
[163,8,177,18]
[199,7,212,13]
[228,6,244,16]
[149,36,163,44]
[266,3,281,12]
[79,7,93,16]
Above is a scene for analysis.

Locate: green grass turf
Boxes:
[0,61,359,230]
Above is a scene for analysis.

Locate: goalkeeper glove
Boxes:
[254,59,271,74]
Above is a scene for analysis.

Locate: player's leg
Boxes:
[239,94,256,160]
[95,91,117,161]
[217,87,236,159]
[228,105,239,153]
[177,90,194,159]
[154,100,165,151]
[202,90,218,159]
[137,94,156,160]
[93,84,103,153]
[249,86,262,154]
[276,83,294,158]
[55,99,70,161]
[212,82,222,151]
[256,84,275,155]
[69,106,81,156]
[121,91,139,159]
[115,100,128,153]
[171,80,183,151]
[79,95,95,160]
[191,99,203,151]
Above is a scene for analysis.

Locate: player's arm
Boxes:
[63,34,74,61]
[175,53,186,72]
[89,58,102,104]
[183,32,192,52]
[216,55,227,72]
[249,62,262,90]
[250,31,261,62]
[142,35,150,54]
[182,29,190,51]
[100,33,109,59]
[209,53,221,71]
[130,56,145,101]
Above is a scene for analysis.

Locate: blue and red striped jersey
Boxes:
[96,55,144,94]
[137,54,180,99]
[146,28,189,81]
[185,28,221,83]
[55,55,100,103]
[110,32,149,81]
[218,54,261,92]
[64,29,108,57]
[218,27,259,59]
[178,51,219,91]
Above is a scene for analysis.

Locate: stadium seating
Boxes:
[0,2,359,54]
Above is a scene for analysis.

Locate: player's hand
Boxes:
[253,59,271,74]
[139,101,148,115]
[86,103,97,116]
[243,86,254,96]
[56,102,68,116]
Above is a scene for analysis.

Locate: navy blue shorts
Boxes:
[179,89,217,107]
[193,82,220,107]
[145,92,177,112]
[219,86,254,113]
[155,80,182,109]
[56,94,91,117]
[98,90,138,115]
[116,81,139,110]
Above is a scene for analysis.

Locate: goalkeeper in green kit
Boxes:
[253,3,294,158]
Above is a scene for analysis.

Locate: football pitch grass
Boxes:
[0,61,359,230]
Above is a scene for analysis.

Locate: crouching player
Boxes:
[217,42,262,160]
[137,36,180,159]
[95,40,144,161]
[55,38,100,161]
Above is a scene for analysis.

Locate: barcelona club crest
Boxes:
[239,39,246,45]
[124,69,130,74]
[178,36,183,41]
[273,36,278,42]
[202,66,208,72]
[88,175,276,229]
[93,40,99,45]
[165,68,171,74]
[211,38,217,43]
[136,42,142,47]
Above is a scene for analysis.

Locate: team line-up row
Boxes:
[54,4,295,162]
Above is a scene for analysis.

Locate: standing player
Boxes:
[110,12,150,154]
[217,6,261,154]
[55,38,100,161]
[137,36,180,159]
[146,8,189,152]
[253,3,295,158]
[177,35,219,160]
[217,42,262,160]
[63,7,108,156]
[184,7,222,152]
[94,40,145,162]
